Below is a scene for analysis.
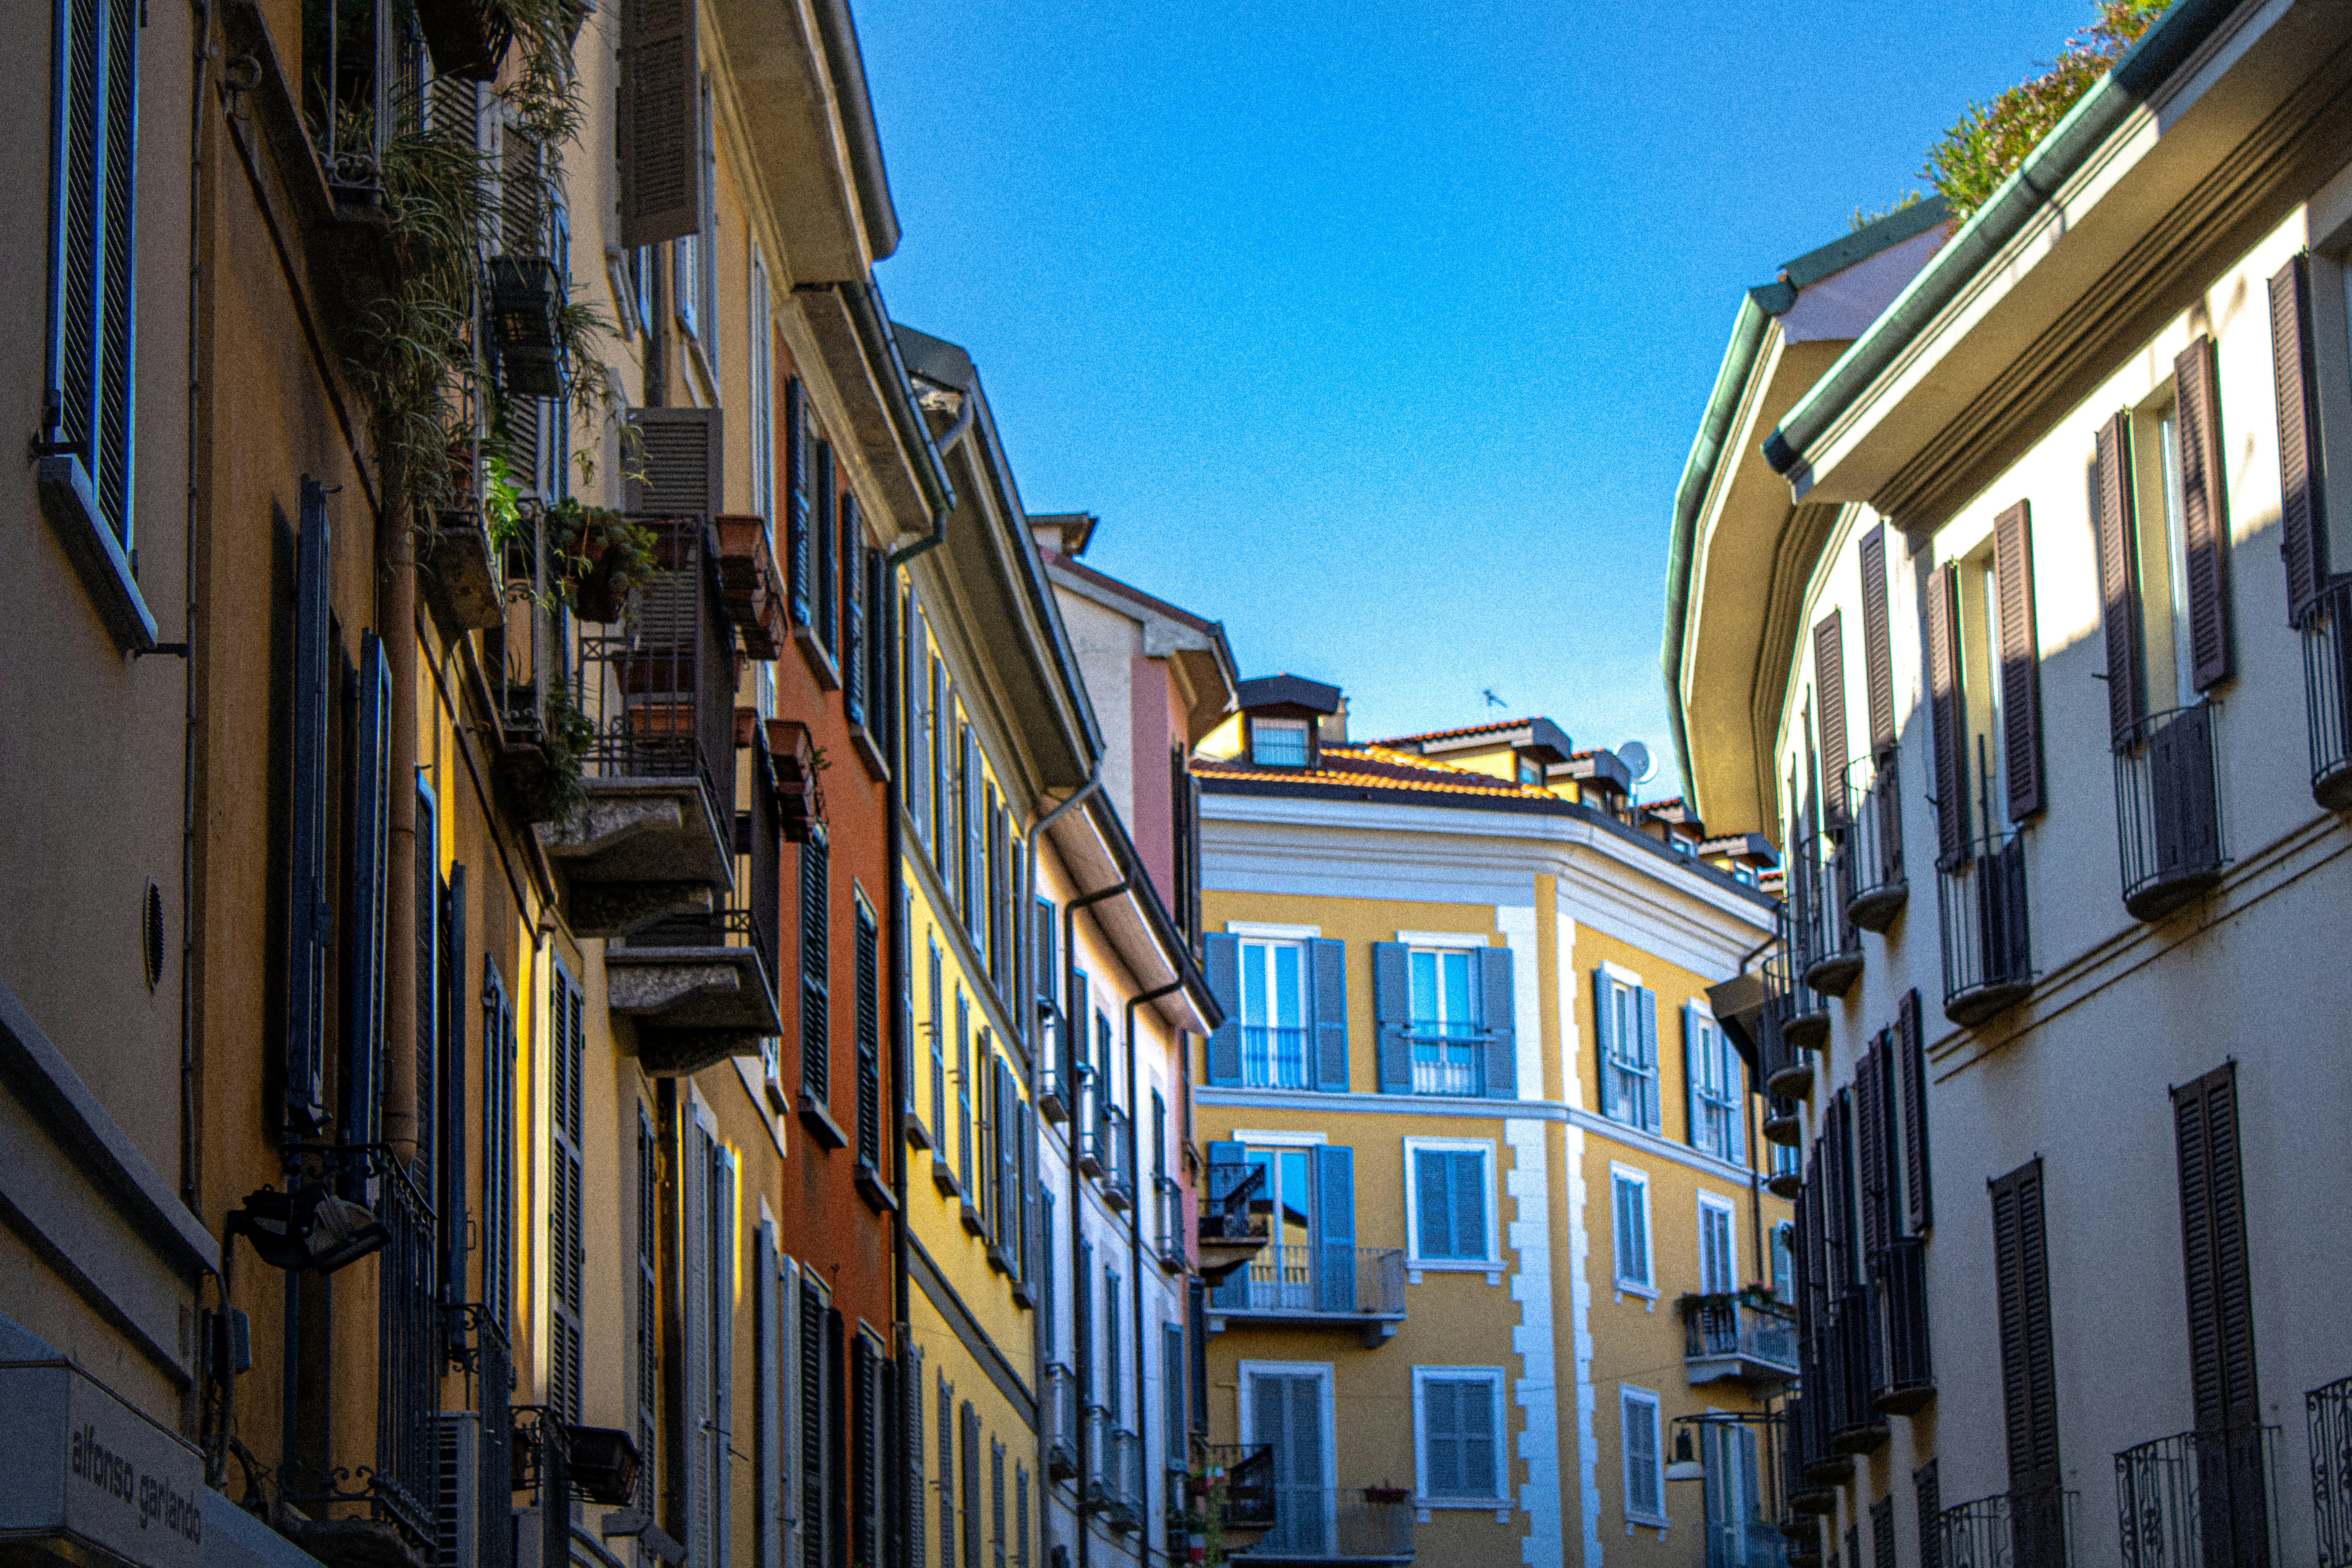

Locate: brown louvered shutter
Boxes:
[1990,1160,2060,1499]
[617,0,702,248]
[2095,414,2145,745]
[1854,1041,1890,1262]
[1896,989,1931,1234]
[1924,563,1966,864]
[2174,337,2234,690]
[1860,527,1896,757]
[625,407,723,519]
[2270,256,2328,624]
[1815,610,1850,821]
[2173,1064,2258,1431]
[1993,502,2045,819]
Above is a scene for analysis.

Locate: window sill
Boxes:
[854,1160,897,1214]
[1613,1281,1658,1301]
[960,1202,987,1238]
[37,454,156,653]
[902,1110,933,1150]
[796,1093,847,1151]
[930,1164,962,1200]
[849,723,890,782]
[1011,1278,1038,1309]
[793,625,841,691]
[1416,1497,1510,1512]
[985,1241,1014,1275]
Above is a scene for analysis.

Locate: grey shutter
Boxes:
[1916,1462,1943,1568]
[683,1129,711,1568]
[1459,1378,1496,1497]
[2174,338,2234,690]
[1371,942,1411,1094]
[1310,937,1349,1091]
[998,1062,1020,1246]
[1855,1042,1890,1261]
[798,1278,826,1568]
[1209,1143,1249,1310]
[1994,501,2045,818]
[959,1404,981,1568]
[935,1374,954,1568]
[906,1343,925,1568]
[1312,1145,1356,1312]
[345,633,391,1149]
[1989,1160,2060,1496]
[1477,946,1516,1099]
[1896,989,1931,1233]
[1203,933,1241,1086]
[2270,257,2328,624]
[1426,1377,1461,1494]
[844,506,866,728]
[1451,1151,1486,1263]
[785,381,811,627]
[1682,1003,1703,1154]
[617,0,702,248]
[1413,1148,1448,1259]
[801,830,830,1103]
[1637,986,1660,1133]
[1074,1240,1094,1406]
[856,904,881,1167]
[2095,415,2145,746]
[1593,973,1620,1122]
[757,1223,781,1568]
[1815,611,1850,820]
[2173,1065,2259,1431]
[626,407,723,519]
[285,484,333,1136]
[1924,563,1967,864]
[713,1153,736,1568]
[1861,526,1896,757]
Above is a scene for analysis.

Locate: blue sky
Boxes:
[861,0,2093,786]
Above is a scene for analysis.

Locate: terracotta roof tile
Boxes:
[1192,743,1557,800]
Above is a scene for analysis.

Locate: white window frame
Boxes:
[1250,715,1311,766]
[1619,1385,1667,1527]
[1685,1003,1742,1163]
[1610,1163,1654,1297]
[1238,1361,1338,1542]
[1697,1192,1739,1297]
[1403,1138,1496,1269]
[1598,960,1659,1136]
[1771,1220,1795,1302]
[1411,1365,1509,1508]
[748,243,775,539]
[1226,920,1321,940]
[1237,936,1310,1091]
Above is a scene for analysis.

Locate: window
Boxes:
[1598,970,1660,1134]
[1243,1146,1316,1311]
[1621,1387,1665,1524]
[1686,1006,1744,1163]
[549,962,586,1421]
[1250,717,1310,767]
[1611,1167,1652,1292]
[799,828,830,1104]
[750,247,774,535]
[854,898,882,1171]
[1408,1142,1492,1265]
[1238,938,1308,1089]
[1103,1270,1122,1422]
[1414,1368,1505,1504]
[2147,407,2200,712]
[1771,1221,1794,1301]
[1770,1136,1800,1184]
[1408,947,1481,1096]
[1517,757,1544,787]
[816,441,838,654]
[1698,1194,1737,1296]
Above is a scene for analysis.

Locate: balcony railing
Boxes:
[2309,1376,2352,1568]
[2114,705,2224,921]
[1760,982,1813,1103]
[1107,1429,1145,1532]
[1842,751,1907,932]
[1939,1490,2077,1568]
[1770,910,1828,1054]
[1203,1444,1278,1530]
[1044,1364,1081,1481]
[1937,833,2032,1027]
[1091,1102,1136,1209]
[1824,1290,1887,1455]
[1035,1007,1073,1122]
[2115,1427,2278,1568]
[1238,1489,1415,1562]
[1408,1025,1487,1096]
[575,517,735,812]
[1241,1025,1311,1090]
[2299,579,2352,811]
[1082,1406,1115,1514]
[1155,1175,1189,1271]
[1210,1243,1407,1321]
[1682,1294,1799,1382]
[1795,828,1864,997]
[1871,1238,1933,1416]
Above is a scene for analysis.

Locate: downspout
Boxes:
[180,0,215,1214]
[1063,869,1129,1568]
[381,490,419,1166]
[1124,976,1185,1567]
[884,392,974,572]
[888,757,912,1568]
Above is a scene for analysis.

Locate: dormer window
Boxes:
[1250,717,1311,768]
[1517,757,1543,788]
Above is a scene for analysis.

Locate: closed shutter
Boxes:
[1163,1324,1187,1465]
[800,830,830,1102]
[928,940,947,1141]
[1623,1393,1660,1517]
[2173,1064,2258,1429]
[550,967,587,1422]
[1018,1102,1038,1283]
[906,1344,925,1568]
[2174,338,2234,689]
[851,1338,878,1568]
[1014,1465,1029,1568]
[1855,1042,1889,1261]
[1994,501,2045,818]
[1861,528,1896,756]
[1424,1377,1481,1498]
[936,1375,955,1568]
[485,967,518,1330]
[1309,937,1350,1092]
[959,1405,982,1568]
[345,634,391,1149]
[824,1310,847,1566]
[634,1109,658,1518]
[1815,611,1850,820]
[1313,1146,1356,1312]
[711,1150,737,1568]
[683,1127,712,1568]
[1074,1241,1093,1402]
[1203,933,1241,1086]
[1477,946,1517,1098]
[2270,257,2328,623]
[285,484,333,1136]
[1896,989,1931,1233]
[798,1278,827,1568]
[816,445,838,654]
[785,381,811,627]
[757,1223,781,1568]
[989,1439,1005,1568]
[1371,942,1412,1093]
[1872,1496,1896,1568]
[1683,1005,1704,1156]
[1989,1160,2060,1497]
[617,0,701,247]
[867,551,892,755]
[2095,414,2145,746]
[855,903,881,1169]
[1924,563,1966,864]
[438,864,469,1304]
[1593,974,1621,1122]
[1824,1091,1855,1292]
[998,1058,1022,1244]
[1637,985,1661,1134]
[844,503,866,728]
[956,992,973,1192]
[1915,1461,1942,1568]
[625,407,723,519]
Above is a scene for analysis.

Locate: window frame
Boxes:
[1696,1191,1739,1296]
[1236,936,1310,1090]
[1248,715,1311,768]
[1597,962,1660,1136]
[1403,1137,1496,1269]
[1609,1163,1654,1297]
[1619,1385,1667,1527]
[1411,1366,1509,1508]
[1685,1004,1743,1163]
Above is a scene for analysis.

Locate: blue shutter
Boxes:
[439,862,470,1308]
[343,632,390,1155]
[1309,938,1349,1091]
[1683,1002,1704,1153]
[1638,986,1661,1133]
[1592,974,1619,1122]
[1461,1378,1496,1498]
[1204,934,1241,1085]
[1477,946,1515,1098]
[1314,1146,1356,1312]
[1723,1023,1748,1166]
[1371,943,1411,1094]
[1451,1151,1487,1264]
[1425,1378,1461,1495]
[1209,1143,1249,1310]
[784,379,810,626]
[1413,1149,1448,1260]
[815,441,837,653]
[285,482,333,1137]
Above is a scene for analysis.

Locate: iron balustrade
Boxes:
[1842,751,1907,932]
[1936,834,2032,1027]
[1771,908,1828,1054]
[1082,1406,1115,1514]
[2299,580,2352,810]
[1244,1490,1416,1561]
[1044,1365,1081,1481]
[1406,1025,1486,1097]
[1202,1160,1269,1243]
[1035,1007,1073,1123]
[1871,1238,1933,1416]
[1681,1295,1799,1376]
[2114,1427,2278,1568]
[574,517,734,827]
[1825,1290,1887,1455]
[2308,1376,2352,1568]
[1213,1244,1406,1319]
[1108,1429,1146,1532]
[2113,705,2224,921]
[1939,1491,2077,1568]
[1241,1025,1310,1090]
[1155,1175,1189,1270]
[1760,984,1814,1104]
[1202,1444,1278,1530]
[1091,1102,1136,1209]
[1795,828,1864,997]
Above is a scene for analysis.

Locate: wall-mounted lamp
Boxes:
[223,1184,390,1274]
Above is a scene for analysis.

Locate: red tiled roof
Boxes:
[1371,717,1528,748]
[1192,743,1556,800]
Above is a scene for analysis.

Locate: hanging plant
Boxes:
[546,498,659,620]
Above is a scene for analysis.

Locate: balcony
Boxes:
[1198,1159,1270,1287]
[1794,829,1863,998]
[1779,1397,1841,1517]
[1763,1092,1805,1148]
[1841,752,1907,932]
[1407,1026,1488,1097]
[1044,1365,1081,1482]
[1107,1429,1145,1533]
[1871,1238,1933,1416]
[1155,1175,1190,1272]
[1760,978,1814,1103]
[1035,1008,1073,1122]
[1082,1407,1116,1514]
[1937,834,2032,1027]
[2309,1376,2352,1568]
[1202,1444,1278,1532]
[2114,706,2224,922]
[1234,1489,1415,1564]
[1242,1025,1312,1091]
[1771,907,1829,1054]
[2115,1427,2278,1568]
[1681,1293,1798,1385]
[1824,1291,1888,1455]
[1938,1490,2078,1568]
[2298,579,2352,811]
[1788,1377,1853,1492]
[1091,1102,1136,1210]
[1208,1244,1408,1343]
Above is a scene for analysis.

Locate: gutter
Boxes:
[808,0,902,261]
[885,390,975,570]
[836,279,957,531]
[1761,0,2239,489]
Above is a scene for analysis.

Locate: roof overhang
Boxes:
[1044,554,1240,746]
[1044,797,1223,1033]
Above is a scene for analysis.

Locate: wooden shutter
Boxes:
[1994,501,2045,819]
[996,1061,1020,1247]
[285,483,333,1136]
[1860,527,1896,757]
[798,1277,826,1568]
[1310,937,1350,1092]
[1855,1041,1890,1261]
[486,963,518,1331]
[784,380,811,627]
[1924,563,1966,864]
[756,1223,781,1568]
[1815,610,1850,821]
[1989,1160,2060,1496]
[1896,989,1931,1234]
[2173,1064,2258,1431]
[2270,256,2328,624]
[906,1344,925,1568]
[2096,413,2145,745]
[1371,942,1412,1094]
[618,0,702,247]
[1313,1146,1356,1313]
[1637,985,1661,1134]
[626,407,722,518]
[1593,974,1620,1122]
[550,968,587,1423]
[817,445,839,653]
[345,633,392,1148]
[959,1405,981,1568]
[439,864,470,1303]
[935,1374,954,1568]
[1203,933,1241,1086]
[844,505,867,729]
[1915,1461,1942,1568]
[1683,1005,1705,1156]
[855,904,881,1168]
[800,830,830,1102]
[2174,337,2234,689]
[712,1151,737,1562]
[1478,946,1517,1099]
[850,1338,878,1568]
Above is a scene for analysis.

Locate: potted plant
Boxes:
[1361,1485,1410,1506]
[547,499,657,621]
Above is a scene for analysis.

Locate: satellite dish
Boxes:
[1619,740,1655,785]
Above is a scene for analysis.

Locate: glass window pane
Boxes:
[1442,952,1471,1034]
[1243,943,1268,1028]
[1274,944,1301,1030]
[1408,951,1436,1024]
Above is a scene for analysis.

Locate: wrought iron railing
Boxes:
[2113,705,2224,921]
[1044,1364,1081,1481]
[574,517,733,818]
[1871,1238,1933,1415]
[1936,833,2032,1027]
[1202,1160,1268,1243]
[1824,1290,1886,1453]
[1939,1490,2076,1568]
[1107,1429,1145,1531]
[1794,828,1863,995]
[1155,1175,1189,1270]
[1035,1006,1073,1122]
[1842,751,1907,931]
[2114,1426,2278,1568]
[1091,1102,1135,1208]
[1244,1489,1416,1560]
[1406,1026,1486,1096]
[1241,1025,1310,1090]
[1203,1444,1277,1530]
[1770,909,1828,1052]
[1212,1244,1406,1318]
[2309,1376,2352,1568]
[2298,580,2352,811]
[1681,1295,1798,1376]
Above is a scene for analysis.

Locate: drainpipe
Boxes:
[884,391,974,572]
[888,762,913,1566]
[1124,977,1185,1567]
[381,499,420,1167]
[1063,868,1129,1568]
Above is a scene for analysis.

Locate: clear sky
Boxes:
[858,0,2093,789]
